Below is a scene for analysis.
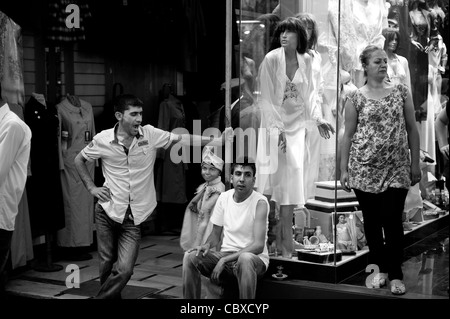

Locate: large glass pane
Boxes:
[236,0,448,284]
[235,0,368,280]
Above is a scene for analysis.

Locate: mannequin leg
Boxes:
[278,205,295,258]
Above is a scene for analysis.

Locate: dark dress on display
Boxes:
[155,93,187,205]
[24,96,65,237]
[409,7,432,121]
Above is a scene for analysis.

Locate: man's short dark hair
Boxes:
[114,94,144,114]
[231,156,256,176]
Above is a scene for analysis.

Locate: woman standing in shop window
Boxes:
[340,45,421,295]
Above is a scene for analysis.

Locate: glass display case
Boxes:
[234,0,449,283]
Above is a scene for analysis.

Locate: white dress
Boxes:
[387,54,411,89]
[352,0,388,71]
[256,47,321,206]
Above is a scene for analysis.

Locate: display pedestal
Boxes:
[296,249,342,263]
[268,249,369,283]
[33,232,63,272]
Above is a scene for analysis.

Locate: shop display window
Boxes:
[234,0,449,282]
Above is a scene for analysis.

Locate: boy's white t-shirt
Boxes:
[210,189,270,269]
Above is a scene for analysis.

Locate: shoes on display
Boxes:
[390,279,406,295]
[371,272,388,288]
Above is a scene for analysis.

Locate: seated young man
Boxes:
[182,157,269,299]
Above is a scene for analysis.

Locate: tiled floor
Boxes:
[4,221,449,299]
[5,234,194,299]
[340,226,449,298]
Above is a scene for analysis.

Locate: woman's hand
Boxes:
[317,120,335,139]
[340,171,351,192]
[279,131,286,153]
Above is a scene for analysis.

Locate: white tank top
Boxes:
[210,189,270,269]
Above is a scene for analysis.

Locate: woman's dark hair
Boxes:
[269,17,308,54]
[359,45,384,77]
[114,94,144,114]
[295,12,319,51]
[382,27,401,53]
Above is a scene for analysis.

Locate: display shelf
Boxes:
[403,210,449,247]
[267,212,449,284]
[268,250,369,284]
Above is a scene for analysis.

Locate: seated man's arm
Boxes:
[192,223,223,256]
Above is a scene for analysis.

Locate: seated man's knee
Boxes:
[236,252,255,267]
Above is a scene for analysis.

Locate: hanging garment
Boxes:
[352,0,388,71]
[409,7,432,121]
[156,94,187,204]
[327,0,359,73]
[9,103,33,269]
[56,96,95,247]
[24,95,65,236]
[416,35,445,172]
[304,51,325,201]
[0,11,25,107]
[386,54,411,88]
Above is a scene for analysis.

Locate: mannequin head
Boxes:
[387,7,401,30]
[270,17,308,54]
[383,27,401,53]
[295,12,319,50]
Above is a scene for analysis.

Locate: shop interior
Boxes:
[0,0,448,299]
